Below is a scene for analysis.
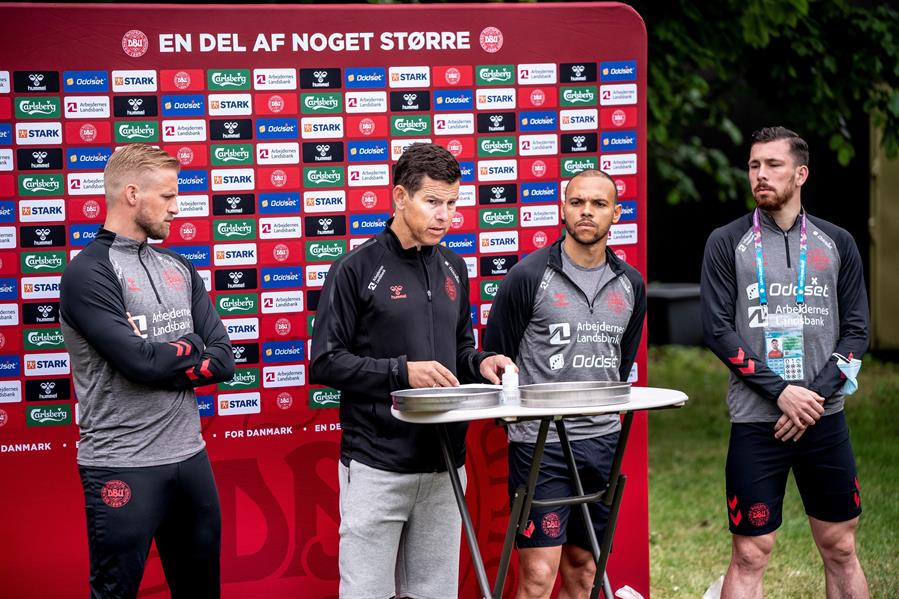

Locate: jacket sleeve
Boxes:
[808,229,869,398]
[618,269,647,382]
[483,265,535,362]
[454,264,493,384]
[180,266,235,387]
[60,259,213,389]
[701,229,789,402]
[309,257,408,395]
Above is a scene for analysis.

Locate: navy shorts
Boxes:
[508,433,619,550]
[725,411,861,536]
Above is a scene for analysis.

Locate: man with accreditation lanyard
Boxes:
[485,169,646,598]
[702,126,869,598]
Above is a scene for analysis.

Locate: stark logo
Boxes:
[444,276,457,300]
[541,512,562,538]
[101,479,132,508]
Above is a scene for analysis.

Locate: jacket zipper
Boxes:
[782,231,792,269]
[419,251,437,357]
[138,243,163,304]
[551,263,613,315]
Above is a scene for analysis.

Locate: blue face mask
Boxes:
[833,353,861,395]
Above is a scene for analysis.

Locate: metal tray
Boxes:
[392,384,503,412]
[518,381,630,408]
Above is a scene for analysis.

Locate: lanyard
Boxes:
[752,208,807,306]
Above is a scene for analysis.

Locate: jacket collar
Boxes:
[378,217,438,260]
[547,235,627,276]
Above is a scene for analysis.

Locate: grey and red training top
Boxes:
[701,209,868,423]
[485,237,646,444]
[61,229,234,468]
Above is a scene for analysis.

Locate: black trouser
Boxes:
[79,449,221,599]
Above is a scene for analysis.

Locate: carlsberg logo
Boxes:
[307,170,341,184]
[22,177,61,193]
[311,389,340,406]
[216,222,253,237]
[393,118,428,133]
[30,407,69,422]
[304,95,339,111]
[119,123,155,139]
[18,99,57,115]
[27,330,64,346]
[214,146,251,162]
[484,282,499,296]
[219,296,255,312]
[310,243,342,258]
[479,68,512,83]
[480,139,514,154]
[562,88,595,103]
[212,72,247,87]
[564,159,595,175]
[483,211,515,225]
[25,254,64,269]
[224,370,257,387]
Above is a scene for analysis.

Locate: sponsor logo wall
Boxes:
[0,4,645,598]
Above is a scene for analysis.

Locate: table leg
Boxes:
[555,420,614,599]
[517,418,552,532]
[604,412,634,507]
[437,424,492,598]
[593,473,626,599]
[493,484,526,599]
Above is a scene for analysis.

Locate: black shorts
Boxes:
[508,433,619,550]
[725,411,861,536]
[79,449,221,598]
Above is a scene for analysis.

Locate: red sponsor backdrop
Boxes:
[0,3,648,597]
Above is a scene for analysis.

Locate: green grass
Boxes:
[647,346,899,598]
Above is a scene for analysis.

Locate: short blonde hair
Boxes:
[104,144,180,200]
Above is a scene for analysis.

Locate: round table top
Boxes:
[391,386,688,424]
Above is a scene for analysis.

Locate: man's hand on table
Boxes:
[479,355,516,384]
[408,361,460,388]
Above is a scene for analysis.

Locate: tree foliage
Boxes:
[635,0,899,203]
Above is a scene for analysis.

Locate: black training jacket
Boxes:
[310,223,490,473]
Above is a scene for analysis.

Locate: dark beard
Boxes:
[754,181,795,212]
[563,218,604,246]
